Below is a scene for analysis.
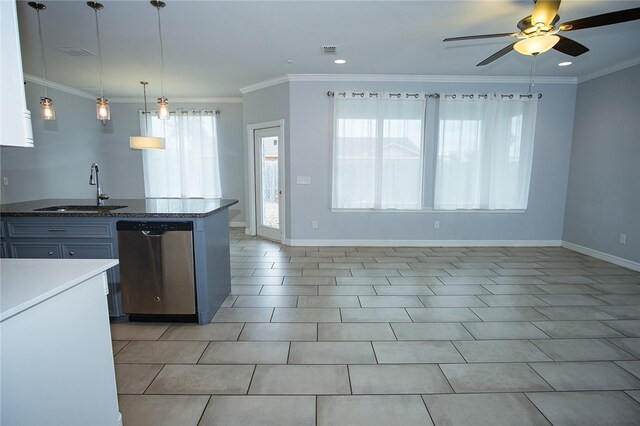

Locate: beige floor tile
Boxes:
[336,277,389,285]
[199,396,315,426]
[200,341,290,364]
[110,322,171,340]
[239,323,317,341]
[272,307,341,322]
[419,295,487,307]
[319,285,376,295]
[440,363,552,393]
[391,322,474,340]
[289,341,376,364]
[118,395,209,426]
[318,323,396,341]
[374,285,435,295]
[349,364,453,394]
[407,307,481,322]
[114,364,163,394]
[146,364,254,394]
[531,338,636,361]
[373,341,465,363]
[530,361,640,390]
[211,307,274,322]
[341,308,411,322]
[423,393,550,426]
[532,321,623,338]
[160,323,243,341]
[249,365,350,394]
[297,295,360,308]
[318,395,433,426]
[453,340,551,362]
[284,277,336,285]
[604,320,640,337]
[470,307,548,321]
[114,341,208,364]
[112,340,128,355]
[232,295,297,307]
[386,277,441,285]
[430,285,490,295]
[260,285,318,295]
[359,295,424,308]
[462,321,550,340]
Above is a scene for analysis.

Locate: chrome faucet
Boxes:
[89,163,110,206]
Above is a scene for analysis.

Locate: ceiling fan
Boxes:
[443,0,640,66]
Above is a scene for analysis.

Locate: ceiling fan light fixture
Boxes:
[514,34,560,56]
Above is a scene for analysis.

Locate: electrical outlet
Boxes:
[312,220,318,229]
[434,220,440,229]
[2,177,8,186]
[619,234,627,245]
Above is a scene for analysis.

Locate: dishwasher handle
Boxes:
[141,230,166,237]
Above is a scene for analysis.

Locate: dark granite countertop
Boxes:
[0,198,238,218]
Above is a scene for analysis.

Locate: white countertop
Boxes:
[0,259,119,322]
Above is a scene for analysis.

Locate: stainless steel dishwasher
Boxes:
[117,221,197,321]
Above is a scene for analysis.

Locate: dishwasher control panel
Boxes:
[116,221,193,232]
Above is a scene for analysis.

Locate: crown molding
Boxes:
[240,73,577,94]
[108,97,243,103]
[239,75,290,94]
[577,58,640,84]
[24,73,95,100]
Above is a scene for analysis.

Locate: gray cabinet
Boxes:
[2,218,121,316]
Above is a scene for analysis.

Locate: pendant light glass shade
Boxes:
[130,81,165,150]
[151,1,170,120]
[88,2,110,121]
[40,97,55,120]
[29,2,55,121]
[514,35,560,56]
[96,97,110,120]
[157,96,170,120]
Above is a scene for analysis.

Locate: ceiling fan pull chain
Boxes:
[528,55,537,93]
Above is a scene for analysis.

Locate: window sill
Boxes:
[330,208,526,214]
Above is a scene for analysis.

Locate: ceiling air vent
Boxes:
[58,47,94,56]
[322,45,337,54]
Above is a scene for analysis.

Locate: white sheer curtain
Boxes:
[141,110,222,198]
[434,93,538,210]
[332,92,426,209]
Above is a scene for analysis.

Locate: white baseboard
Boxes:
[229,221,246,228]
[561,241,640,272]
[284,238,562,248]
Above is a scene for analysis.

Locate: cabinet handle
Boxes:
[69,251,75,256]
[47,228,67,232]
[48,251,54,256]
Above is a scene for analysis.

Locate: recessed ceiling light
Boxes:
[334,59,346,64]
[558,61,572,67]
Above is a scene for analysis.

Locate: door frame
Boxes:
[246,119,286,243]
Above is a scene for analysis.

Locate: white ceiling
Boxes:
[16,0,640,98]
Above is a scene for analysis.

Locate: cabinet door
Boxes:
[62,243,114,259]
[10,243,61,258]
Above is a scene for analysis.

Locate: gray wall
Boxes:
[1,83,104,203]
[285,79,577,243]
[242,82,291,235]
[563,65,640,263]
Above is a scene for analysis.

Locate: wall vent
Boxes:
[58,47,94,56]
[322,45,337,54]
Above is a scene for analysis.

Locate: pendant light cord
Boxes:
[156,5,166,98]
[142,82,150,134]
[93,8,104,99]
[36,7,48,98]
[528,54,537,93]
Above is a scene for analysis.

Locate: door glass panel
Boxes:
[261,136,279,230]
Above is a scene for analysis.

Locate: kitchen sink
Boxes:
[34,205,127,212]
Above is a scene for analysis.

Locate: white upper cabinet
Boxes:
[1,0,33,147]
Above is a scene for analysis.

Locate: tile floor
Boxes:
[112,228,640,425]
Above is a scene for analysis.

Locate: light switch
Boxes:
[296,176,311,185]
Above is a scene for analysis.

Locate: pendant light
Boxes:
[151,1,170,120]
[28,2,55,120]
[130,82,165,149]
[87,2,110,121]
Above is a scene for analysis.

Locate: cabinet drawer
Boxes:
[10,243,61,258]
[7,221,113,239]
[62,243,114,259]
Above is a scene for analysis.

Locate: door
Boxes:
[254,127,282,241]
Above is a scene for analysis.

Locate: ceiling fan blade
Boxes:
[477,42,516,66]
[532,0,561,26]
[552,35,589,56]
[443,33,515,42]
[559,7,640,31]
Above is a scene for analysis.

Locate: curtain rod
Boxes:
[326,91,542,99]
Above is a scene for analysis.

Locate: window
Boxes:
[332,92,426,209]
[434,94,538,210]
[141,110,222,198]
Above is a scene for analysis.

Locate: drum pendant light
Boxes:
[129,81,165,149]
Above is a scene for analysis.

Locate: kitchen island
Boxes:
[0,198,238,323]
[1,258,121,426]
